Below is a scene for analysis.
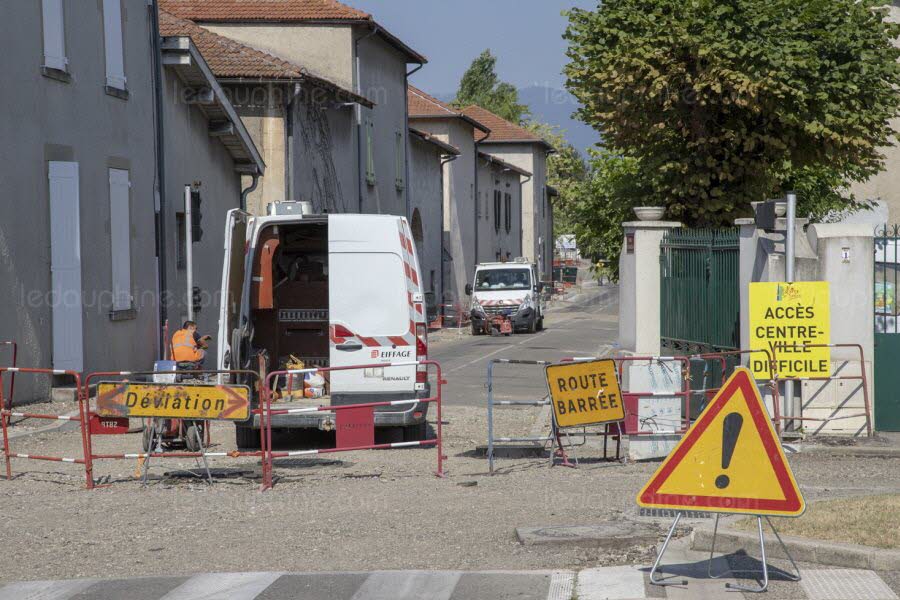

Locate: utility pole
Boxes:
[784,191,797,427]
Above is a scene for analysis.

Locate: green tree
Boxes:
[525,122,587,236]
[564,0,900,226]
[569,150,651,280]
[454,50,530,124]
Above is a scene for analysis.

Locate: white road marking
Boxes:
[576,566,645,600]
[159,572,282,600]
[547,571,575,600]
[0,579,97,600]
[350,570,461,600]
[800,569,898,600]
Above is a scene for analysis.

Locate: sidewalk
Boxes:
[2,563,897,600]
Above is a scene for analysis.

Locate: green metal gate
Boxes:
[874,224,900,431]
[660,228,740,354]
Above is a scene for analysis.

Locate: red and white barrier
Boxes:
[263,360,445,490]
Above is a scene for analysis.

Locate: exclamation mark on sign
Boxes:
[715,412,743,489]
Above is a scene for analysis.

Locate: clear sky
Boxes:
[347,0,597,96]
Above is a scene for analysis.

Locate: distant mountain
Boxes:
[518,86,600,157]
[432,87,600,157]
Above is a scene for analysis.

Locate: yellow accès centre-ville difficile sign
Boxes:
[748,281,830,379]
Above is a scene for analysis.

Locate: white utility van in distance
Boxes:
[465,259,544,334]
[217,202,430,448]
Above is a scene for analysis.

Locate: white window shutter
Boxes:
[103,0,126,89]
[48,161,83,372]
[41,0,67,71]
[108,169,132,311]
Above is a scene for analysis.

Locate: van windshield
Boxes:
[475,268,531,291]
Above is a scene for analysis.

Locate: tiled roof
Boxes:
[158,10,373,106]
[478,151,532,178]
[159,0,426,63]
[409,127,460,156]
[407,86,491,134]
[159,0,369,21]
[462,105,553,149]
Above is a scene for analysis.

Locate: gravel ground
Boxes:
[1,400,898,582]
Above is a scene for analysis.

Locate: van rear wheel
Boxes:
[235,425,261,450]
[403,422,427,442]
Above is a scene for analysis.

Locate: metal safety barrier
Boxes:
[686,348,777,426]
[618,356,691,436]
[82,369,266,489]
[0,342,16,411]
[770,343,873,438]
[487,357,625,473]
[263,360,444,490]
[486,359,555,473]
[0,367,93,488]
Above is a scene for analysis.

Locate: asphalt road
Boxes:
[431,285,620,407]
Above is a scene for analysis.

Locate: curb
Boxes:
[800,444,900,458]
[691,525,900,570]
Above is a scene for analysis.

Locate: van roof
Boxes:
[476,262,532,270]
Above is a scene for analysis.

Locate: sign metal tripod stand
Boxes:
[649,511,801,593]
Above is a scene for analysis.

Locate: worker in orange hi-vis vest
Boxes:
[171,320,211,364]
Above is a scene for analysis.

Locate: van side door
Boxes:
[217,209,250,372]
[328,216,417,394]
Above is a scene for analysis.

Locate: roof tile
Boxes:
[462,105,551,147]
[159,10,303,79]
[159,0,370,21]
[159,10,372,106]
[407,86,491,133]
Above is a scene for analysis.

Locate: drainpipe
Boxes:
[440,153,458,306]
[240,172,260,212]
[404,62,424,219]
[473,129,491,267]
[354,26,379,214]
[149,0,168,356]
[285,82,305,205]
[519,173,532,257]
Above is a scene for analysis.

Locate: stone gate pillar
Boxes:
[618,220,682,355]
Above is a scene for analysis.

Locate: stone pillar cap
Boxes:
[622,221,683,229]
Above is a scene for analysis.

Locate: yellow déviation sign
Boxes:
[545,359,625,428]
[749,281,830,379]
[96,382,250,421]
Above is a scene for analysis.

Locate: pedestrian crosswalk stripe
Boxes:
[0,578,98,600]
[800,569,898,600]
[577,566,645,600]
[159,572,282,600]
[350,571,461,600]
[547,571,575,600]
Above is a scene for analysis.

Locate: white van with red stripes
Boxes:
[216,202,430,448]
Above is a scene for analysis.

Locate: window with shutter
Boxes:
[493,190,501,233]
[49,161,83,372]
[505,193,512,233]
[103,0,127,91]
[41,0,67,72]
[109,169,132,311]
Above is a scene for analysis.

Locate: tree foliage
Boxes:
[526,122,587,236]
[564,0,900,226]
[454,50,530,124]
[568,150,650,280]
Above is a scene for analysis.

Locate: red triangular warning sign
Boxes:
[637,367,805,516]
